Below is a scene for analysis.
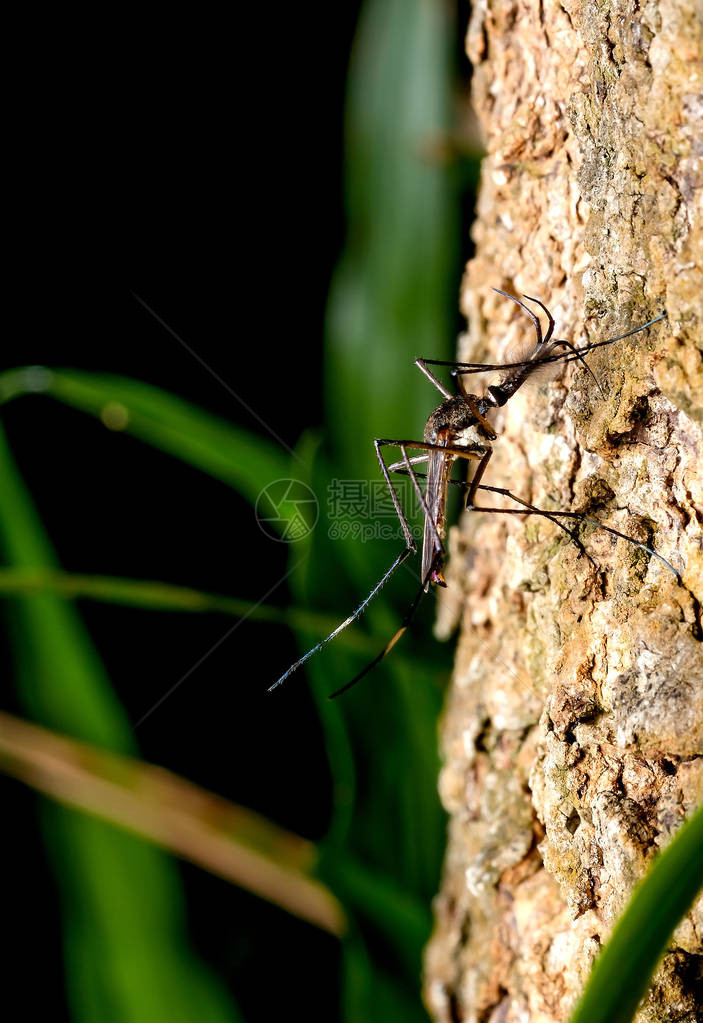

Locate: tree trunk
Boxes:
[424,2,703,1020]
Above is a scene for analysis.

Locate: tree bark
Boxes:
[424,2,702,1021]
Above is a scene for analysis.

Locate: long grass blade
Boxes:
[569,802,703,1023]
[0,710,346,936]
[0,423,239,1022]
[0,566,446,677]
[0,367,292,516]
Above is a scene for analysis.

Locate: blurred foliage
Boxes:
[0,710,346,937]
[0,422,240,1023]
[0,565,446,679]
[0,1,465,1019]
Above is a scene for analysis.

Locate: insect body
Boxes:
[420,396,493,588]
[269,291,672,698]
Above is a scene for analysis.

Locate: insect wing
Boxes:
[421,443,453,588]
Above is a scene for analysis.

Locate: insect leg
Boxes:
[328,578,427,699]
[390,469,587,554]
[467,491,680,580]
[374,440,420,551]
[488,291,611,405]
[463,454,590,567]
[465,449,492,507]
[387,454,428,472]
[378,440,444,554]
[324,440,490,697]
[394,468,670,571]
[331,440,492,699]
[324,440,442,699]
[377,439,486,555]
[455,380,498,438]
[414,358,453,400]
[269,439,431,693]
[547,338,604,398]
[556,312,666,364]
[521,295,605,394]
[268,545,416,692]
[377,439,487,459]
[476,484,590,558]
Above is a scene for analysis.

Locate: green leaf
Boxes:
[0,566,448,681]
[303,0,454,906]
[0,709,346,938]
[319,847,429,979]
[0,366,291,516]
[280,1,457,998]
[0,423,240,1023]
[342,928,430,1023]
[0,1,465,1017]
[569,802,703,1023]
[327,0,457,476]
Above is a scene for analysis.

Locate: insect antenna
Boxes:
[489,290,611,400]
[492,288,544,345]
[421,311,666,375]
[515,294,604,397]
[328,575,429,700]
[521,294,555,344]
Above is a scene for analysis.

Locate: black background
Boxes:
[3,4,474,1018]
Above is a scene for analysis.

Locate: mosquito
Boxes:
[269,290,675,698]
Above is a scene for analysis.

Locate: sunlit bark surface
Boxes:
[424,2,702,1020]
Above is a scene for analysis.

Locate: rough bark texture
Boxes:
[424,2,702,1021]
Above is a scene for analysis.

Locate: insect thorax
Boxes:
[424,395,493,450]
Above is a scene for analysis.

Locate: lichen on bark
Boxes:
[424,2,703,1021]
